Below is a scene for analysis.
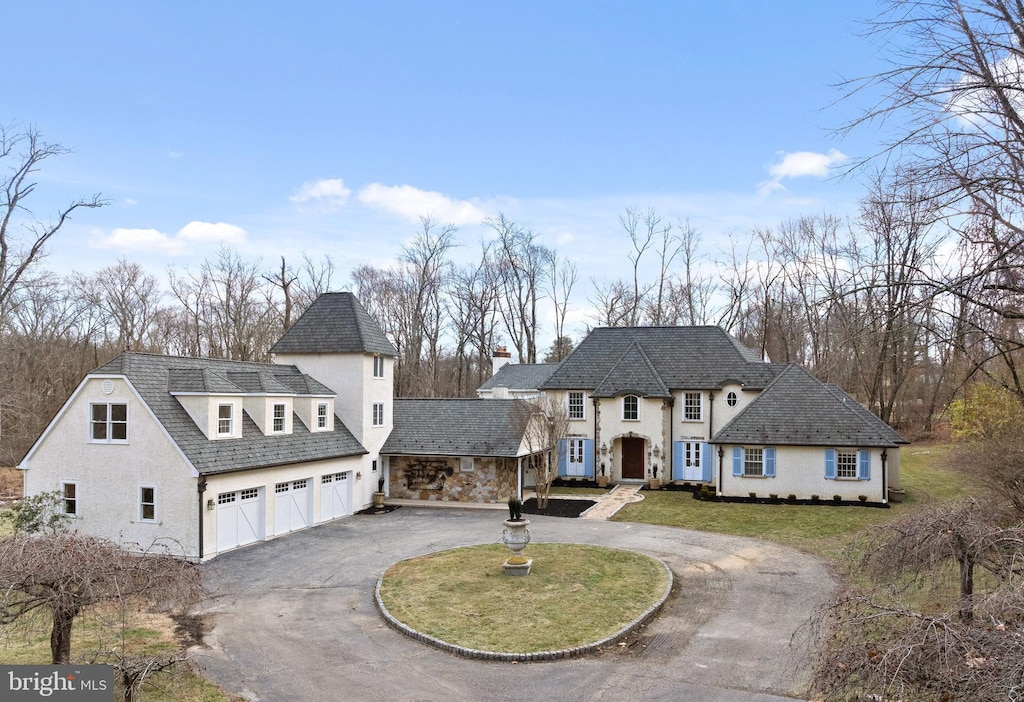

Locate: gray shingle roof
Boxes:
[711,365,908,447]
[94,352,366,475]
[270,292,398,356]
[541,326,777,392]
[381,399,531,457]
[478,363,559,392]
[592,342,671,398]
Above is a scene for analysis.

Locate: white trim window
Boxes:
[317,402,329,429]
[372,402,385,427]
[217,403,234,436]
[90,402,128,443]
[836,449,858,479]
[272,403,286,433]
[567,391,585,420]
[683,392,702,421]
[744,447,763,477]
[622,395,639,421]
[373,355,385,379]
[139,485,157,522]
[61,481,78,515]
[460,457,475,472]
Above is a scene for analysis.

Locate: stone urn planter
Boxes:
[373,476,386,508]
[502,496,531,576]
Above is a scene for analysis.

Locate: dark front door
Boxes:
[621,438,644,480]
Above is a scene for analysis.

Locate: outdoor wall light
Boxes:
[206,499,214,510]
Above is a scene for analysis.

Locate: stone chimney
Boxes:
[492,346,513,376]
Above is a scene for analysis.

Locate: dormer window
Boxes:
[373,355,385,378]
[217,404,234,436]
[317,402,328,429]
[272,403,286,433]
[623,395,639,421]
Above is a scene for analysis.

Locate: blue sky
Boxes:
[6,1,889,328]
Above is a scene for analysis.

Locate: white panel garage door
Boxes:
[217,487,264,552]
[320,472,353,522]
[274,479,312,535]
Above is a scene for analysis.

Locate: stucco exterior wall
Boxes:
[21,376,200,558]
[202,454,364,559]
[708,385,760,435]
[388,455,516,503]
[717,444,892,502]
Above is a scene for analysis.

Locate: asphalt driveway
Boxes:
[193,507,834,701]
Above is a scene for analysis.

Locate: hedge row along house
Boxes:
[19,293,906,561]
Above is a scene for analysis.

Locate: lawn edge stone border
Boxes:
[373,545,674,662]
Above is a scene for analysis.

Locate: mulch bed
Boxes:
[522,497,596,518]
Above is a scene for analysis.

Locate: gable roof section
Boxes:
[711,364,908,447]
[592,341,671,398]
[478,363,559,392]
[94,352,366,475]
[381,399,531,457]
[270,292,397,356]
[541,326,777,391]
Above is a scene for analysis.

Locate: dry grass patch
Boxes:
[378,543,667,653]
[0,606,239,701]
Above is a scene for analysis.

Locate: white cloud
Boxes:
[758,149,847,196]
[178,221,248,245]
[290,178,351,208]
[95,228,186,255]
[123,198,138,206]
[167,149,183,159]
[357,183,489,225]
[92,221,247,255]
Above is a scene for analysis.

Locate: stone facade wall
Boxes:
[388,455,517,503]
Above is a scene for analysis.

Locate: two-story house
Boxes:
[536,326,907,502]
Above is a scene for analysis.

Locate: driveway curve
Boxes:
[194,507,833,701]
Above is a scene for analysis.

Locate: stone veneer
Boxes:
[388,455,518,503]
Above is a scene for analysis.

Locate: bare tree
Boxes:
[0,124,106,322]
[80,258,163,351]
[490,214,549,363]
[513,395,571,509]
[0,534,204,665]
[842,0,1024,404]
[546,250,577,361]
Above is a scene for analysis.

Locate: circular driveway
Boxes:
[194,507,833,701]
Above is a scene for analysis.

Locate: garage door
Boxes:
[320,472,353,522]
[274,479,311,535]
[217,487,264,552]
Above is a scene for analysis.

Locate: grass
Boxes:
[378,543,668,652]
[612,443,969,560]
[0,595,240,701]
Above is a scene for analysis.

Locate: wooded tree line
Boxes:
[1,152,1022,466]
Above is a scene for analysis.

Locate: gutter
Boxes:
[197,475,207,561]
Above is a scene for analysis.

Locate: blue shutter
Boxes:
[825,448,837,480]
[672,441,684,481]
[583,439,595,478]
[557,439,568,477]
[701,443,713,482]
[732,447,742,476]
[858,449,871,481]
[764,447,776,477]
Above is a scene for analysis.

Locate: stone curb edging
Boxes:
[373,548,674,663]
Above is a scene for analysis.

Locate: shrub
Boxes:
[833,495,843,503]
[787,494,797,501]
[769,493,779,501]
[858,495,868,502]
[811,494,820,501]
[749,492,757,499]
[948,382,1024,441]
[1,491,70,535]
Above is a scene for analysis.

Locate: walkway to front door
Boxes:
[621,437,644,480]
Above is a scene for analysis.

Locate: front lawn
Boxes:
[612,444,967,559]
[378,543,668,653]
